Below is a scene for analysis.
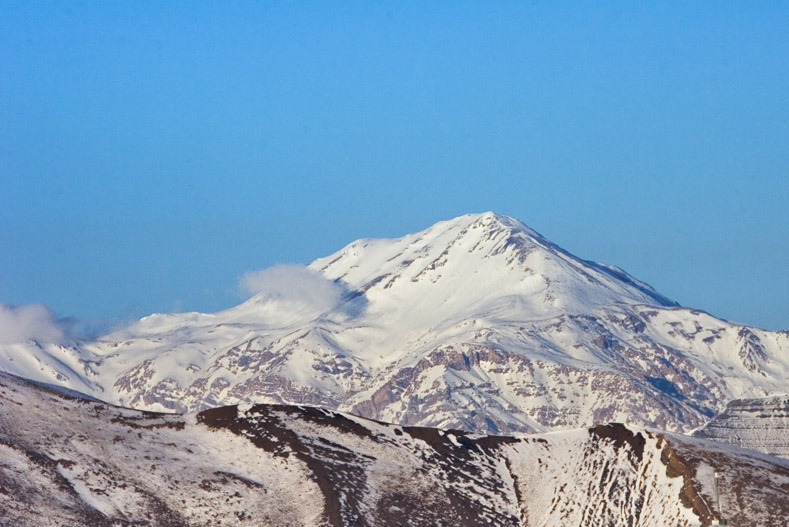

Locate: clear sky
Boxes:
[2,1,788,332]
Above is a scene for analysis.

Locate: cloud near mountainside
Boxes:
[0,303,71,344]
[239,264,347,312]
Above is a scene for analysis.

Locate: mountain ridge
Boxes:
[1,212,787,435]
[3,371,789,526]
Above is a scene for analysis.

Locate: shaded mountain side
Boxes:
[2,373,788,527]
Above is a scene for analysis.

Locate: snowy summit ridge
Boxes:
[311,211,677,319]
[1,212,788,435]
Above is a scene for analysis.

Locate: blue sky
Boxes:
[2,2,788,331]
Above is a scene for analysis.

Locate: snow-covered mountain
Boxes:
[3,372,788,527]
[2,212,788,434]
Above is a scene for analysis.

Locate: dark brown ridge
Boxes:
[657,436,716,526]
[589,423,646,463]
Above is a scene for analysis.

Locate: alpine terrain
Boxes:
[2,212,788,436]
[3,372,789,527]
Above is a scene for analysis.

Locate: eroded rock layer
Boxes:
[693,395,789,458]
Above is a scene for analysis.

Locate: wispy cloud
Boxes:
[239,264,347,313]
[0,303,72,344]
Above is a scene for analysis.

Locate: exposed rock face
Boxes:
[2,373,789,527]
[2,213,788,435]
[693,395,789,458]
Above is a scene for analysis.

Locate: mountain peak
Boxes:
[466,210,519,227]
[4,212,789,440]
[438,211,541,240]
[310,212,676,321]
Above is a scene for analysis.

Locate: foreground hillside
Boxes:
[2,372,787,527]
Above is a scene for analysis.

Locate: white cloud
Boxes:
[239,265,346,313]
[0,303,69,344]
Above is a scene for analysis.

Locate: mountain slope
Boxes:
[2,212,788,434]
[3,372,788,526]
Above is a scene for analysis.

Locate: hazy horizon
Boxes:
[2,2,788,331]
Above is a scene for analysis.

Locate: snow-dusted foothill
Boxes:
[2,372,788,526]
[2,212,788,435]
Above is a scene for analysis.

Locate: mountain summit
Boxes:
[1,212,787,434]
[312,212,677,321]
